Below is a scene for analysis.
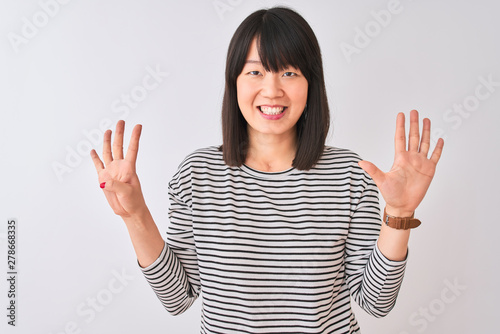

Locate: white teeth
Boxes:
[259,106,285,115]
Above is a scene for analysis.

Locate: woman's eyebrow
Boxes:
[245,60,262,64]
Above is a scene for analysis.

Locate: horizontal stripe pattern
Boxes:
[141,146,407,333]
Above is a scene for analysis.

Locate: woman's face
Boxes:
[236,38,308,142]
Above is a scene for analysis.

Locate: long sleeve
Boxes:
[138,146,409,332]
[344,170,407,317]
[140,160,201,315]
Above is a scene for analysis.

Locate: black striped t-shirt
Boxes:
[141,146,407,333]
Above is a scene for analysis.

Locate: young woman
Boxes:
[90,7,444,333]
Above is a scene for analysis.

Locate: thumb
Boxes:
[101,179,133,196]
[358,160,385,186]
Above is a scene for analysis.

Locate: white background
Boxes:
[1,0,499,333]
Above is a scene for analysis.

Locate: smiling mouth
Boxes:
[258,106,287,115]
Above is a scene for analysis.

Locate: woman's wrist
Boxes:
[122,206,153,231]
[384,205,414,218]
[122,206,165,268]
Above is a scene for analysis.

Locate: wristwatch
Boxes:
[383,208,421,230]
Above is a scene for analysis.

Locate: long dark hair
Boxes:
[221,7,330,170]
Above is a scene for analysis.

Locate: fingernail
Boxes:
[100,182,106,189]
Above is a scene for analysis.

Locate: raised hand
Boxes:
[90,120,147,218]
[358,110,444,217]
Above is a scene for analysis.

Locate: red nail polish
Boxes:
[100,182,106,189]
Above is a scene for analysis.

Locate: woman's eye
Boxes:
[283,72,297,77]
[248,71,261,76]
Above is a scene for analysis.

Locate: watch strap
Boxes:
[383,208,421,230]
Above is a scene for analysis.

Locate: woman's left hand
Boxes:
[358,110,444,217]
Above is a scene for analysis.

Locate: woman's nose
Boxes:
[260,73,284,98]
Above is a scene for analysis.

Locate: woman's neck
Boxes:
[245,128,297,172]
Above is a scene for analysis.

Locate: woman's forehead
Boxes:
[244,37,299,72]
[245,39,259,60]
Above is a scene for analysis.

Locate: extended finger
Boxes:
[419,118,431,156]
[113,120,125,160]
[90,149,105,173]
[430,138,444,164]
[125,124,142,167]
[358,160,386,187]
[408,110,420,152]
[103,129,113,165]
[394,112,406,153]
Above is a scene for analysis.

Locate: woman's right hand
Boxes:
[90,120,148,219]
